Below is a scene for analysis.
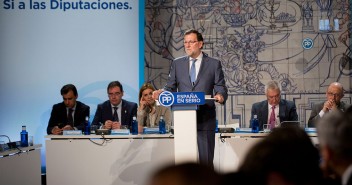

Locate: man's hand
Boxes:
[214,94,224,104]
[104,120,113,129]
[62,125,74,131]
[152,89,163,100]
[51,126,63,135]
[111,122,121,129]
[323,100,336,112]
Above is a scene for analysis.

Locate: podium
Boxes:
[172,104,198,164]
[158,91,205,164]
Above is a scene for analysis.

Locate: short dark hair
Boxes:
[107,81,123,92]
[60,84,78,96]
[184,29,204,42]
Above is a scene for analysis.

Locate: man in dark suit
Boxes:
[308,82,350,127]
[92,81,137,129]
[251,81,298,131]
[153,29,228,167]
[317,107,352,185]
[47,84,90,135]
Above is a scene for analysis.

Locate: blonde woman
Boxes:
[137,83,172,131]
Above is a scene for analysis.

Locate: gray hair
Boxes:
[265,81,281,94]
[317,112,352,160]
[328,82,345,96]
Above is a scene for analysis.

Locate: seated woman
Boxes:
[137,83,172,131]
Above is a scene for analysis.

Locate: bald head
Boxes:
[326,82,344,104]
[328,82,344,92]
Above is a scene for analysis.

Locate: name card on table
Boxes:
[63,130,82,135]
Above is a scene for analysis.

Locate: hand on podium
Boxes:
[152,89,163,100]
[214,93,225,104]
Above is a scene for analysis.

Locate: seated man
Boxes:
[308,82,350,127]
[47,84,90,135]
[250,81,298,130]
[92,81,137,130]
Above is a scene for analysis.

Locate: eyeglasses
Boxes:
[267,95,280,99]
[108,92,121,97]
[183,40,199,45]
[327,92,342,97]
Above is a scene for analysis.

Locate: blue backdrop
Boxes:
[0,0,144,172]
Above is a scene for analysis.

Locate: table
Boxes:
[0,144,42,185]
[46,132,318,184]
[213,133,318,173]
[45,134,174,185]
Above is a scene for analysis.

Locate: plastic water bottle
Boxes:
[131,116,138,135]
[251,115,259,133]
[84,116,90,135]
[215,119,219,133]
[159,116,166,134]
[20,125,28,147]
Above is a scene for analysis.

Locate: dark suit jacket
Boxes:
[47,101,90,134]
[251,99,298,130]
[308,101,350,127]
[91,99,138,128]
[164,52,228,130]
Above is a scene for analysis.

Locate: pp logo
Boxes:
[158,91,174,106]
[302,38,314,50]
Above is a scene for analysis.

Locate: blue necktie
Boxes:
[190,58,197,85]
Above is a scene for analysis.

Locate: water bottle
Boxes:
[20,125,28,147]
[84,116,90,135]
[159,116,166,134]
[251,115,259,133]
[131,116,138,135]
[215,119,219,133]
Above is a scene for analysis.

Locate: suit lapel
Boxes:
[279,100,286,121]
[73,104,78,125]
[261,101,269,124]
[195,56,205,85]
[61,103,69,123]
[183,57,193,85]
[121,100,126,124]
[106,102,113,120]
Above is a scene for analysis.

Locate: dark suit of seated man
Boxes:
[92,81,137,130]
[47,84,90,135]
[308,82,350,127]
[250,81,298,131]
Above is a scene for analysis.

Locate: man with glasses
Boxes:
[308,82,350,127]
[153,29,228,167]
[92,81,137,130]
[250,80,298,131]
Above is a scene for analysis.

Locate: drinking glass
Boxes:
[263,124,271,133]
